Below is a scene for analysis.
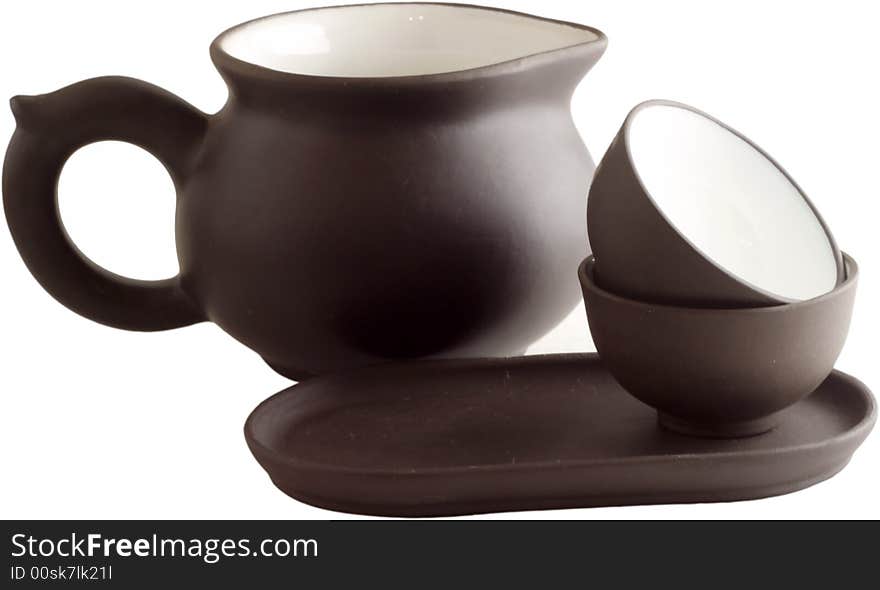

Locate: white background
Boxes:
[1,0,878,519]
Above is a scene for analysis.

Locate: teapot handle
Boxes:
[3,76,207,330]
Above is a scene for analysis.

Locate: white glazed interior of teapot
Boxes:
[626,102,839,301]
[218,4,599,77]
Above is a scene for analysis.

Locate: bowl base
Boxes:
[658,412,779,438]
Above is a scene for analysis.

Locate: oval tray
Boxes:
[245,353,875,517]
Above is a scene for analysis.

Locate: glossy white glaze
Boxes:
[219,4,598,77]
[627,103,838,301]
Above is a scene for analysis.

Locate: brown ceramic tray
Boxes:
[245,353,875,517]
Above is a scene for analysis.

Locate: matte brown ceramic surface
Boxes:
[586,100,844,308]
[3,4,607,379]
[579,254,858,437]
[245,353,875,517]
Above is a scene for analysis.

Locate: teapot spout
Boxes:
[533,28,607,92]
[563,33,607,76]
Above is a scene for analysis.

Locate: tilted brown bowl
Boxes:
[586,100,844,308]
[579,253,857,437]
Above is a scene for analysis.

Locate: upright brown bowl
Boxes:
[579,254,857,437]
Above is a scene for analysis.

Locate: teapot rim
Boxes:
[210,2,607,85]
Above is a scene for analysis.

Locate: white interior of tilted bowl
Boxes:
[626,103,839,301]
[218,4,599,77]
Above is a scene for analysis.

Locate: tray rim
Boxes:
[245,353,877,477]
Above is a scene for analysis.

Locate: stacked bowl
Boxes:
[581,100,857,437]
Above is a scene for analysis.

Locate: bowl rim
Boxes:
[616,99,845,304]
[579,252,858,314]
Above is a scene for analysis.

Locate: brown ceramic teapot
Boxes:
[3,4,606,379]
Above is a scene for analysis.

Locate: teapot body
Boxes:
[178,88,594,378]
